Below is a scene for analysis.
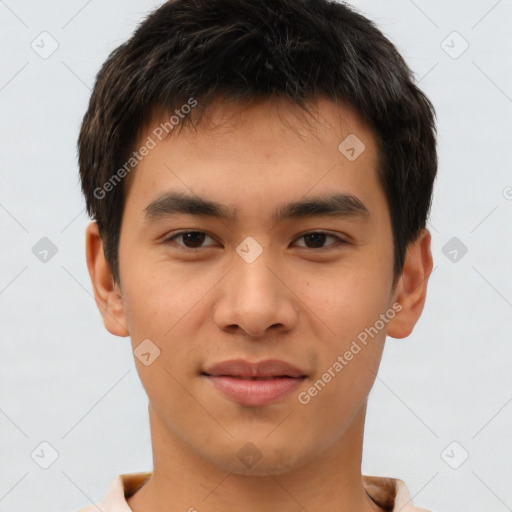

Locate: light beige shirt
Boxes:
[76,472,433,511]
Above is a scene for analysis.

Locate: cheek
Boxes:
[298,259,392,334]
[122,277,202,413]
[295,257,391,395]
[121,263,207,371]
[121,257,186,336]
[299,289,388,426]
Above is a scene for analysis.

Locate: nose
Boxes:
[212,246,299,339]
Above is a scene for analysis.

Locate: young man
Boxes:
[77,0,436,510]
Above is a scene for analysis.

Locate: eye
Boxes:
[163,231,218,249]
[292,231,346,250]
[163,230,347,251]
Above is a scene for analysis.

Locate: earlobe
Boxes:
[85,221,129,337]
[387,229,433,339]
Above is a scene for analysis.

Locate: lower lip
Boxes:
[205,375,305,406]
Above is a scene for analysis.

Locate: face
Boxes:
[95,96,414,475]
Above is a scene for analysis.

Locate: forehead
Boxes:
[123,96,384,222]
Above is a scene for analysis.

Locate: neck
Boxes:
[127,400,383,512]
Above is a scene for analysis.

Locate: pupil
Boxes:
[184,232,205,247]
[305,233,325,248]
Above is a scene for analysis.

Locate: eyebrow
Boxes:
[143,190,370,224]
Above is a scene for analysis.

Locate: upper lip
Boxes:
[203,359,307,378]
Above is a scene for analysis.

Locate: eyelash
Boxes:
[162,230,348,252]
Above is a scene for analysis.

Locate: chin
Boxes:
[203,441,315,477]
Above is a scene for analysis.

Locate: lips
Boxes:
[203,359,307,379]
[202,359,307,406]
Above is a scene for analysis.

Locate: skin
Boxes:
[86,96,433,512]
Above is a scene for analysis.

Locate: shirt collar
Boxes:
[83,472,430,512]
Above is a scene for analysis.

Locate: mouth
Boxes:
[201,359,307,406]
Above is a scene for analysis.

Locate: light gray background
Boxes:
[1,1,511,511]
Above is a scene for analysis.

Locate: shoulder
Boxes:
[73,472,152,512]
[363,474,435,512]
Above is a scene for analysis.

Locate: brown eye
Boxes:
[293,232,345,249]
[164,231,216,249]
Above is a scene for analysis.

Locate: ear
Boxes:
[387,229,433,339]
[85,221,129,337]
